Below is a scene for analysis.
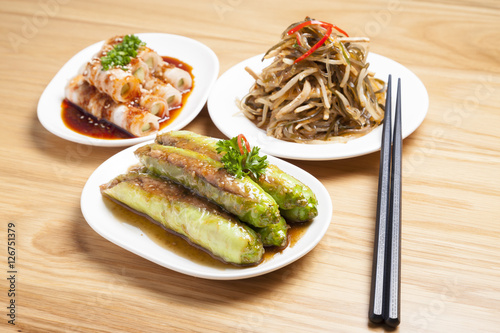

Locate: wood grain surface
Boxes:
[1,0,499,332]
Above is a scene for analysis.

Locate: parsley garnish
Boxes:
[100,35,145,71]
[216,135,268,179]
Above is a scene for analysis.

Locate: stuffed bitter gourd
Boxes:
[254,217,289,248]
[155,130,318,222]
[134,143,281,228]
[100,171,264,265]
[256,164,318,222]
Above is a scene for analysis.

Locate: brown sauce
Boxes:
[262,221,311,263]
[61,56,193,140]
[103,198,311,269]
[61,99,134,139]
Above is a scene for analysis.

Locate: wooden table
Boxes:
[2,0,499,332]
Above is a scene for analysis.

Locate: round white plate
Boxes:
[38,33,219,147]
[207,53,429,160]
[81,141,332,280]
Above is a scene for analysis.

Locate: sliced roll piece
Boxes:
[100,171,264,266]
[157,62,193,92]
[139,89,169,118]
[155,130,319,221]
[137,46,163,70]
[136,47,193,92]
[82,57,141,103]
[134,144,281,228]
[129,58,151,84]
[144,78,183,108]
[65,75,160,137]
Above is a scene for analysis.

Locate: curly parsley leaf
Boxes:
[216,135,268,179]
[100,35,145,71]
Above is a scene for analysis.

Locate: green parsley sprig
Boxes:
[100,35,145,71]
[216,134,268,179]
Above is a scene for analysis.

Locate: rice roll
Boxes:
[65,75,160,137]
[139,89,169,118]
[144,78,183,108]
[137,46,163,70]
[82,58,141,103]
[157,62,193,92]
[129,58,151,84]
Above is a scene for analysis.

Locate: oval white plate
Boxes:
[208,53,429,160]
[38,33,219,147]
[81,141,332,280]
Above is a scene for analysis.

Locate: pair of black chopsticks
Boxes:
[369,75,402,327]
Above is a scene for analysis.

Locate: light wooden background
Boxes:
[1,0,499,332]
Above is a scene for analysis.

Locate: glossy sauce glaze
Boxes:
[61,56,193,139]
[104,198,311,269]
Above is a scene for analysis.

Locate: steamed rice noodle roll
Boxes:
[65,75,160,137]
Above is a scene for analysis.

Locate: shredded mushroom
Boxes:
[238,17,386,143]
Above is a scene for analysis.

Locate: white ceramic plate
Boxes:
[207,53,429,160]
[81,141,332,280]
[38,33,219,147]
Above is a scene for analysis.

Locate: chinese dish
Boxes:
[64,35,193,137]
[239,18,386,143]
[100,131,318,266]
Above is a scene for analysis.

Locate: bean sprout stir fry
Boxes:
[238,18,387,143]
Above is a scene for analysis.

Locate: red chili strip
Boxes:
[294,24,333,63]
[295,33,302,46]
[287,19,349,37]
[287,20,323,35]
[286,19,349,63]
[237,134,251,155]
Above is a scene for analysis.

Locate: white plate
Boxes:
[207,53,429,160]
[80,141,332,280]
[38,33,219,147]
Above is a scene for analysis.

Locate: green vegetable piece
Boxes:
[100,171,264,266]
[155,131,319,222]
[256,164,318,222]
[101,35,146,71]
[254,217,289,248]
[134,144,281,228]
[156,130,222,160]
[280,203,318,223]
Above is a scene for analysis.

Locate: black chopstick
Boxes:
[369,75,392,324]
[369,76,402,327]
[385,77,402,327]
